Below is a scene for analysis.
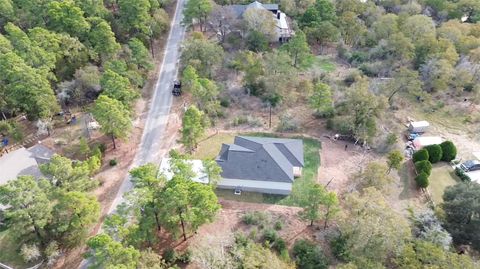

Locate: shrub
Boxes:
[440,141,457,162]
[277,112,298,132]
[275,238,287,252]
[330,234,351,262]
[274,220,283,231]
[293,239,329,269]
[163,248,177,263]
[242,211,267,225]
[109,159,118,166]
[98,143,107,153]
[413,149,429,163]
[424,144,443,163]
[386,133,398,146]
[415,172,429,188]
[178,250,191,263]
[455,167,471,182]
[263,228,278,242]
[220,98,230,107]
[20,244,41,262]
[415,160,432,176]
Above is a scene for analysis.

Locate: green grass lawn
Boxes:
[313,56,336,73]
[0,229,28,268]
[429,163,460,205]
[192,132,236,160]
[194,132,321,205]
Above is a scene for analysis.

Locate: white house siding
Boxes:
[217,178,292,195]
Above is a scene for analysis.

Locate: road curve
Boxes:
[78,0,186,266]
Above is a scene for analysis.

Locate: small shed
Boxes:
[413,136,443,149]
[408,121,430,133]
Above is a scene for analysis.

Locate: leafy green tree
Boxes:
[415,172,429,188]
[440,141,457,162]
[415,160,432,176]
[386,150,404,174]
[183,0,212,32]
[40,154,98,192]
[386,67,422,105]
[303,0,336,25]
[47,0,90,38]
[181,36,224,77]
[372,13,399,41]
[118,0,152,36]
[339,188,411,265]
[0,176,52,244]
[88,17,121,61]
[246,30,269,52]
[4,23,56,73]
[281,31,313,68]
[0,52,59,119]
[341,79,386,143]
[338,11,367,46]
[86,233,141,268]
[129,163,166,231]
[232,238,294,269]
[91,95,132,149]
[299,183,339,228]
[243,7,276,41]
[100,69,139,107]
[181,105,208,152]
[309,82,333,116]
[74,0,108,18]
[412,149,429,163]
[401,15,436,44]
[128,38,153,70]
[292,239,329,269]
[442,182,480,250]
[424,144,443,163]
[51,191,100,248]
[356,162,393,191]
[420,58,455,92]
[395,240,477,269]
[304,21,339,50]
[160,177,220,241]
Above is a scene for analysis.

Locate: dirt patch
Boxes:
[318,138,374,193]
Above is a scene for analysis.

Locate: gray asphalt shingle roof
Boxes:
[230,1,279,18]
[216,136,304,183]
[0,144,54,185]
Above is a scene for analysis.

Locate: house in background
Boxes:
[159,158,209,184]
[230,1,294,42]
[0,143,54,185]
[216,136,304,195]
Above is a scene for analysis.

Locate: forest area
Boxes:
[1,0,480,268]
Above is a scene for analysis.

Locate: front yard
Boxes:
[192,132,321,205]
[429,163,460,205]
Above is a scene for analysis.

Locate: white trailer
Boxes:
[413,136,443,149]
[408,121,430,133]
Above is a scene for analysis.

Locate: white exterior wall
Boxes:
[217,178,292,195]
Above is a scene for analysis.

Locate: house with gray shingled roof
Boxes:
[0,144,54,186]
[228,1,294,42]
[216,136,304,195]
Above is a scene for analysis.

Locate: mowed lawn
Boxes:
[429,163,459,205]
[193,132,321,205]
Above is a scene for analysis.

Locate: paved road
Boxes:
[108,0,187,213]
[78,0,186,266]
